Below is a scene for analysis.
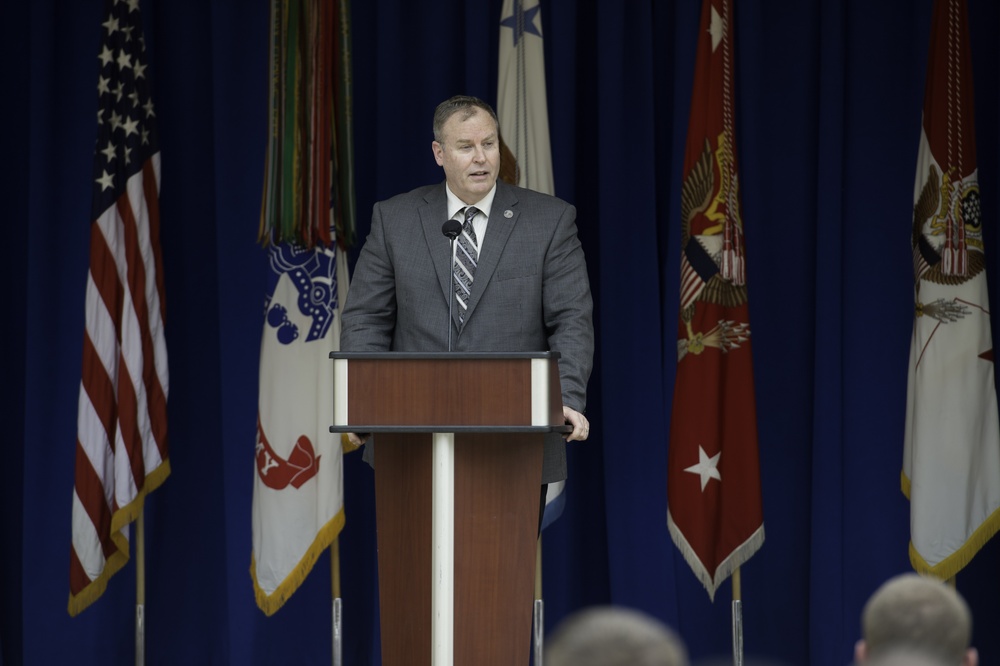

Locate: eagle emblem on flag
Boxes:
[912,165,983,325]
[913,164,984,286]
[678,135,750,362]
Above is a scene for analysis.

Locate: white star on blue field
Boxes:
[500,2,543,46]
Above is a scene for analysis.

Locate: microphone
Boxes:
[442,219,461,239]
[442,220,462,351]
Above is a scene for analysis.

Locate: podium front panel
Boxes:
[453,433,543,665]
[375,432,544,666]
[376,433,433,665]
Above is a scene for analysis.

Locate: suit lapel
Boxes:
[418,184,454,314]
[465,182,519,325]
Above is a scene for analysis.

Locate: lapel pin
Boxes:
[504,209,513,218]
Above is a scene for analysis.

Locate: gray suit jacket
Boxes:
[341,180,594,483]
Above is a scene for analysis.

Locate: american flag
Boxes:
[68,0,169,616]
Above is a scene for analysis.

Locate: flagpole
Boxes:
[533,536,544,666]
[135,510,146,666]
[331,539,343,666]
[731,567,743,666]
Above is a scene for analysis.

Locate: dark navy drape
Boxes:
[4,1,1000,664]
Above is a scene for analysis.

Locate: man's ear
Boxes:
[432,141,444,166]
[964,647,978,666]
[854,639,868,663]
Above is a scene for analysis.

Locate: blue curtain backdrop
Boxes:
[4,0,1000,664]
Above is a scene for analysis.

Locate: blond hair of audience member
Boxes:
[855,573,977,666]
[546,605,688,666]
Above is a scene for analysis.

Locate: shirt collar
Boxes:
[445,182,497,221]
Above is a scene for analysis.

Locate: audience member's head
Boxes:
[545,605,688,666]
[855,573,976,666]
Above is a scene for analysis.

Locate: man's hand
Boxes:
[347,432,370,448]
[563,406,590,442]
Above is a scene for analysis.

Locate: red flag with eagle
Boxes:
[667,0,763,600]
[904,0,1000,579]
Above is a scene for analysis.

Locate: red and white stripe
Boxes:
[69,154,169,616]
[679,251,707,310]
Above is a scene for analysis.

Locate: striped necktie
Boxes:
[453,206,479,324]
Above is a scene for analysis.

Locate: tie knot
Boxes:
[463,206,479,226]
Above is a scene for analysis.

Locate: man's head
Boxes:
[545,606,688,666]
[855,573,977,666]
[431,95,500,205]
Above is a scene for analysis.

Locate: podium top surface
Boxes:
[330,351,561,360]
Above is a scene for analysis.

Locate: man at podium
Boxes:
[341,94,594,491]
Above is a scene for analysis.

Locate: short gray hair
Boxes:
[861,574,972,663]
[545,606,688,666]
[432,95,499,143]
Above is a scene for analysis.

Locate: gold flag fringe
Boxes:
[252,507,347,616]
[902,469,1000,581]
[68,460,172,616]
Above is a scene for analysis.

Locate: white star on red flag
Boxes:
[684,446,722,491]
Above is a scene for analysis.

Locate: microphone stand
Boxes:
[441,219,462,351]
[448,235,456,352]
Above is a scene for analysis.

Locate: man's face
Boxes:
[432,108,500,204]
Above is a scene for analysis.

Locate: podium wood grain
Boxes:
[376,433,543,665]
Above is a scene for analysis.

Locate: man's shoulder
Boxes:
[379,183,442,208]
[495,183,572,208]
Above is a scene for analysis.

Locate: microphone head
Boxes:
[442,219,462,240]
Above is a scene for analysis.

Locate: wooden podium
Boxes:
[330,352,566,666]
